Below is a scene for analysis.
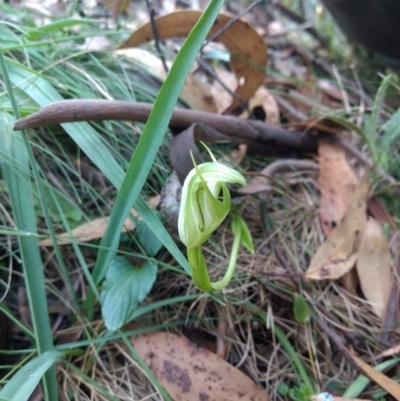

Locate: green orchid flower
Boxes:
[178,145,254,291]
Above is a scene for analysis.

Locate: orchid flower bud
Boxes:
[178,145,253,291]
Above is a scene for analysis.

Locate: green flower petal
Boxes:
[178,161,245,248]
[178,146,253,292]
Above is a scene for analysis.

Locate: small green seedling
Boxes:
[294,293,311,323]
[178,144,253,291]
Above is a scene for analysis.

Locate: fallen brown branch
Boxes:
[13,100,318,153]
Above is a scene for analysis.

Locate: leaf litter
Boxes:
[2,1,400,400]
[132,331,270,401]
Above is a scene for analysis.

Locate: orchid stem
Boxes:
[211,231,241,291]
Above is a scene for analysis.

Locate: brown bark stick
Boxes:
[14,99,317,153]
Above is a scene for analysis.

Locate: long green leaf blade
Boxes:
[0,51,58,401]
[0,350,62,401]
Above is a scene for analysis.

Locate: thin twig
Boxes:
[145,0,169,73]
[203,0,265,46]
[272,2,329,48]
[316,318,359,370]
[196,55,246,103]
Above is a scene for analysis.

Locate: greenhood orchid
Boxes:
[178,145,254,291]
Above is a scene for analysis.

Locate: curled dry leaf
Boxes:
[132,331,270,401]
[181,74,218,113]
[305,171,369,280]
[120,10,267,112]
[115,48,217,113]
[318,140,358,237]
[210,67,238,114]
[39,209,138,246]
[356,217,392,319]
[240,87,280,125]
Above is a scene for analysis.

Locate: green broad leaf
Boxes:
[231,216,254,253]
[101,257,157,331]
[293,293,310,323]
[277,381,290,396]
[0,350,62,401]
[136,219,163,257]
[382,108,400,148]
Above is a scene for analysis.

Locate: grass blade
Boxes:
[0,51,58,400]
[0,350,62,401]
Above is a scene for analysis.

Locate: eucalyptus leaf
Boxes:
[0,350,62,401]
[101,257,157,331]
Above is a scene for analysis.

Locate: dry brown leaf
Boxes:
[210,67,238,113]
[39,209,138,246]
[372,342,400,360]
[317,79,343,101]
[115,48,217,113]
[120,10,267,112]
[230,144,247,164]
[356,217,392,319]
[318,140,360,292]
[104,0,130,19]
[132,331,270,401]
[318,140,358,236]
[305,171,369,280]
[240,87,280,125]
[180,74,218,113]
[350,351,400,399]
